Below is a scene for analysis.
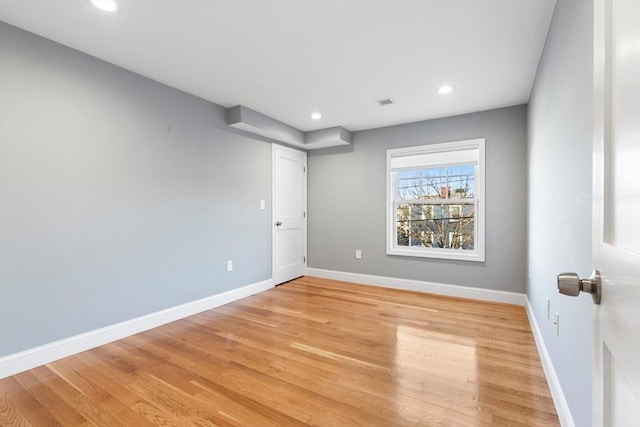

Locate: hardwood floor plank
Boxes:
[0,276,559,426]
[12,368,88,426]
[0,376,63,426]
[54,355,158,426]
[0,393,33,427]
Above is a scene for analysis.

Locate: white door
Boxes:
[592,1,640,425]
[272,144,307,285]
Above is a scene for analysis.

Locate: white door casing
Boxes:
[272,144,307,285]
[592,1,640,426]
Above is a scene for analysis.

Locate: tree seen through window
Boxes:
[396,165,476,249]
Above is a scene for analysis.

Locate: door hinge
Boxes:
[303,166,306,173]
[303,211,306,218]
[304,256,306,263]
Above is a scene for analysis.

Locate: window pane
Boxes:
[397,165,475,200]
[396,202,475,249]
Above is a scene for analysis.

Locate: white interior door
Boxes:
[592,1,640,425]
[272,144,307,285]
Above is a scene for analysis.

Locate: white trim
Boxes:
[306,268,525,305]
[525,297,575,427]
[0,279,273,379]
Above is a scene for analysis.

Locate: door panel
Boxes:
[605,346,637,427]
[273,145,306,285]
[593,1,640,425]
[609,0,640,254]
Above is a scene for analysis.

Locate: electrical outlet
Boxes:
[260,200,265,210]
[227,260,233,272]
[355,249,362,259]
[554,311,560,337]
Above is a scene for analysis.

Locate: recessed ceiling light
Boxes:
[438,85,453,95]
[90,0,119,12]
[310,112,322,120]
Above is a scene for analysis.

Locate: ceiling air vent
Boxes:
[376,98,393,106]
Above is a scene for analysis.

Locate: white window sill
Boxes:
[387,247,485,262]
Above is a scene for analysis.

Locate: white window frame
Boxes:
[386,138,485,262]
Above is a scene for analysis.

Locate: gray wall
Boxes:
[527,1,594,426]
[0,22,272,357]
[308,105,527,293]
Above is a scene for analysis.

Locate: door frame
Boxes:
[271,143,307,285]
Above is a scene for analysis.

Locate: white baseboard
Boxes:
[0,279,273,379]
[525,298,575,427]
[306,268,526,306]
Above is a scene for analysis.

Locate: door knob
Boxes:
[557,269,602,304]
[275,221,282,226]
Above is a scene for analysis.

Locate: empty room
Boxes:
[0,0,638,426]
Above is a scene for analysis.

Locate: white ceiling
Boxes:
[0,0,556,132]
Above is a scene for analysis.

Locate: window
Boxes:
[386,139,485,262]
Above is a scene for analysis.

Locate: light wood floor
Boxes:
[0,276,559,426]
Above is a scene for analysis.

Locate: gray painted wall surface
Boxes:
[308,105,527,293]
[0,22,272,357]
[527,1,593,426]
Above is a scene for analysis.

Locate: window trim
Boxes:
[386,138,485,262]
